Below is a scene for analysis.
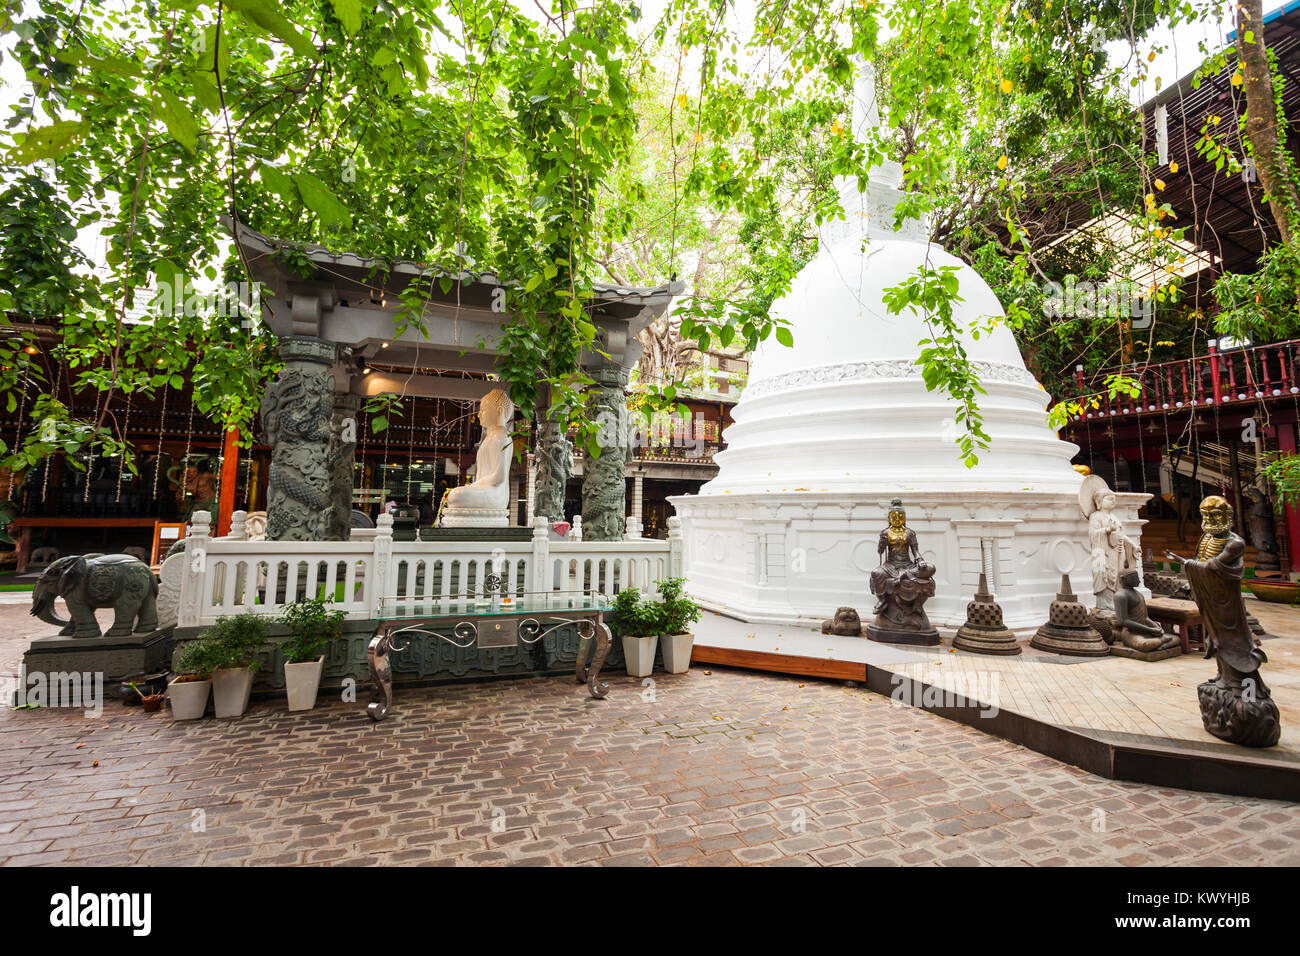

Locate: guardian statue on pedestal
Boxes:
[1167,496,1281,747]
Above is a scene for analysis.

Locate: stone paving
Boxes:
[1,658,1299,864]
[2,601,1299,866]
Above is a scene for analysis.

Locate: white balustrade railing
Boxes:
[175,511,682,628]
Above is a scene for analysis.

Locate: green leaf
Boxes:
[7,122,88,164]
[189,71,222,113]
[775,326,794,348]
[225,0,318,59]
[259,162,297,201]
[54,48,143,77]
[155,89,199,152]
[293,172,353,228]
[331,0,363,34]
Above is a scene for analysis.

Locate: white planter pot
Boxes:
[621,634,659,678]
[284,656,325,712]
[168,678,210,721]
[211,667,255,718]
[660,632,695,674]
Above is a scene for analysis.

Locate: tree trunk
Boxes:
[1238,0,1300,244]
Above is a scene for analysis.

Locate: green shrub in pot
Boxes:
[610,587,661,678]
[277,598,345,711]
[205,612,268,718]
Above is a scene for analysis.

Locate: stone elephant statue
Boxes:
[30,553,159,638]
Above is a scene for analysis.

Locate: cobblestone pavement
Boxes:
[2,633,1299,865]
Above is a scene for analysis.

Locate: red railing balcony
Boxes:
[1061,338,1300,421]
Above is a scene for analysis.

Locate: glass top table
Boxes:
[365,584,614,720]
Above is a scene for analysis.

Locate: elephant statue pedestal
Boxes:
[21,552,172,701]
[20,628,174,702]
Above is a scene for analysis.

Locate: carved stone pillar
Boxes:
[261,337,337,541]
[581,363,631,542]
[327,391,360,541]
[534,417,573,524]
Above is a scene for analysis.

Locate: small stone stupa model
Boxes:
[1030,574,1108,657]
[866,498,940,646]
[953,573,1021,656]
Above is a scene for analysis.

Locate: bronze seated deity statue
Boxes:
[866,498,940,646]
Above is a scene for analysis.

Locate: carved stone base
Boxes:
[439,507,508,528]
[952,626,1021,655]
[1198,677,1282,748]
[866,624,940,647]
[1109,644,1183,662]
[1030,624,1110,657]
[21,628,174,700]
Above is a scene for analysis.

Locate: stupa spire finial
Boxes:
[851,57,881,147]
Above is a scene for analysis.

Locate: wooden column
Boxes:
[1276,423,1300,573]
[216,426,239,537]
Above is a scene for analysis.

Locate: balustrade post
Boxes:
[668,515,684,578]
[1208,341,1222,405]
[371,513,394,617]
[178,510,212,627]
[228,510,248,541]
[531,516,551,592]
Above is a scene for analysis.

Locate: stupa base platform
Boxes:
[952,632,1022,655]
[688,605,1300,802]
[866,624,940,646]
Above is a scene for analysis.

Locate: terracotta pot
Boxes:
[168,678,210,721]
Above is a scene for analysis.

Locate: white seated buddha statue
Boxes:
[440,388,516,527]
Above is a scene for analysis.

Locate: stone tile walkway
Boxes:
[2,658,1299,865]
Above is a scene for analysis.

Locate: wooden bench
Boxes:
[1145,597,1205,654]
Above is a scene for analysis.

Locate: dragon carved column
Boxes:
[533,417,573,525]
[261,337,338,541]
[581,362,632,542]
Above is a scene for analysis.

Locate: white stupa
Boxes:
[670,63,1148,631]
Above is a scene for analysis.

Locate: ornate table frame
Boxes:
[365,577,612,721]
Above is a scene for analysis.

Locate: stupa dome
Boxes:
[705,228,1083,495]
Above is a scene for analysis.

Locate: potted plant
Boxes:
[611,587,660,678]
[128,681,166,713]
[653,577,702,674]
[277,598,345,711]
[168,639,219,720]
[206,612,268,718]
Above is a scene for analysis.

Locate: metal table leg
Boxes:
[575,616,611,699]
[367,628,400,721]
